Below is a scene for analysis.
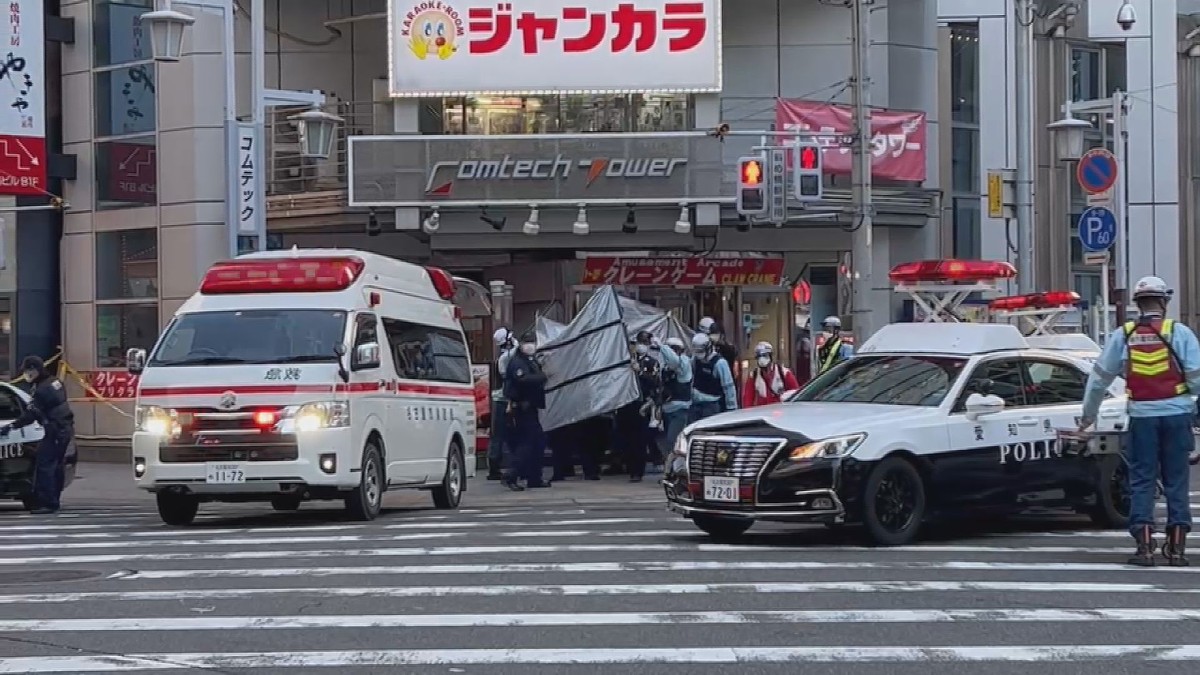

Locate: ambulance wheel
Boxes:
[862,456,926,546]
[270,496,302,511]
[345,442,384,521]
[156,492,199,526]
[692,515,753,540]
[431,441,465,510]
[1089,454,1130,529]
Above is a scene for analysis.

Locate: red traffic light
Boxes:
[740,159,763,185]
[798,145,819,170]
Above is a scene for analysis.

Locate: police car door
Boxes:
[1017,357,1103,498]
[942,356,1040,511]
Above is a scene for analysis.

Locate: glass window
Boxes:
[149,310,348,366]
[953,197,981,259]
[95,65,157,137]
[382,318,472,384]
[1103,45,1127,96]
[950,25,979,124]
[1024,359,1087,405]
[439,94,693,134]
[795,355,968,406]
[96,136,157,209]
[958,358,1026,408]
[94,0,154,68]
[1071,48,1101,102]
[0,385,25,420]
[633,95,691,131]
[951,127,979,193]
[0,299,11,381]
[96,229,157,300]
[97,303,158,368]
[353,313,379,348]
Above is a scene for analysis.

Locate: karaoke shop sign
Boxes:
[775,99,928,182]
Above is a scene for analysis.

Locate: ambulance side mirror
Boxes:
[352,342,381,371]
[126,348,147,375]
[964,393,1005,420]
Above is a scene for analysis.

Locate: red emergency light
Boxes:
[798,145,819,170]
[200,257,366,294]
[988,290,1080,311]
[253,410,277,427]
[425,266,457,301]
[888,259,1017,284]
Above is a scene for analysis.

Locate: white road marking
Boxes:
[4,608,1200,633]
[113,559,1200,580]
[2,645,1199,671]
[0,524,370,541]
[385,518,662,530]
[5,581,1200,604]
[0,532,462,551]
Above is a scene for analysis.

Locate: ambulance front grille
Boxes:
[687,436,785,480]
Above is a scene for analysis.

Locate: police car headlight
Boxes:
[285,402,350,432]
[135,406,176,436]
[672,433,690,457]
[789,433,866,461]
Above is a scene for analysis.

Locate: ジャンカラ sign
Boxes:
[0,0,47,196]
[582,257,785,286]
[388,0,721,96]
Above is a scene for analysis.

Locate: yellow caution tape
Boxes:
[6,348,132,418]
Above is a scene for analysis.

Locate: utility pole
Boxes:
[1014,0,1035,293]
[849,0,876,342]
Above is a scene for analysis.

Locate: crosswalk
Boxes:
[0,490,1198,672]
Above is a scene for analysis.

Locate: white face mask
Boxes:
[709,333,721,344]
[520,343,536,356]
[756,356,770,368]
[634,344,648,355]
[23,370,36,381]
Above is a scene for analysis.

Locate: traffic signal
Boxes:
[736,155,768,216]
[793,141,823,202]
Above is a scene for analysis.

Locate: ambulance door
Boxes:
[350,312,392,474]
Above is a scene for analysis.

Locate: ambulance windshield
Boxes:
[149,309,348,366]
[795,355,968,407]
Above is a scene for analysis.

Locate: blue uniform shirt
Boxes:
[658,346,692,415]
[1082,315,1200,421]
[692,352,737,411]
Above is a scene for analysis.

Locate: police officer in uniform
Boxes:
[698,317,739,380]
[487,328,516,481]
[504,332,551,490]
[816,316,853,375]
[1,356,75,514]
[1081,276,1200,566]
[690,332,737,422]
[659,337,692,477]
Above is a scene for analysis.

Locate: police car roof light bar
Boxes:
[987,290,1081,336]
[889,260,1018,323]
[200,257,367,294]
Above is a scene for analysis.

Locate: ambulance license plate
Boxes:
[205,463,246,484]
[703,476,739,502]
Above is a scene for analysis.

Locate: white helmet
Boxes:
[698,317,717,334]
[690,333,711,350]
[665,337,685,350]
[1132,276,1172,301]
[492,327,512,346]
[822,316,842,329]
[754,341,773,357]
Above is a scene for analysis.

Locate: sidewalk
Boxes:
[60,462,665,509]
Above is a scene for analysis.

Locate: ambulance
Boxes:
[127,249,476,526]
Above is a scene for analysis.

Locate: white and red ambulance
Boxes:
[127,249,476,525]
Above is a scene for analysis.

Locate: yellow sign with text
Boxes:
[987,172,1003,218]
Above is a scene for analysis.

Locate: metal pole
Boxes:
[1100,258,1110,340]
[222,0,239,258]
[1014,0,1035,293]
[849,0,876,342]
[251,0,267,252]
[1113,91,1128,325]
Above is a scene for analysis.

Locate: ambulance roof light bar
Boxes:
[987,290,1081,336]
[888,259,1018,323]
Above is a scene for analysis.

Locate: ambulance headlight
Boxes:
[288,402,350,432]
[788,433,866,461]
[135,406,176,436]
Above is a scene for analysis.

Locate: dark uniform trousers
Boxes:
[35,424,72,510]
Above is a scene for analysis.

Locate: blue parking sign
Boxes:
[1077,207,1116,252]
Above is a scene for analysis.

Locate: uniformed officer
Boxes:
[487,327,516,481]
[0,356,75,514]
[816,316,854,375]
[1080,276,1200,566]
[504,332,550,490]
[698,317,739,380]
[659,336,692,477]
[742,341,800,408]
[690,332,737,422]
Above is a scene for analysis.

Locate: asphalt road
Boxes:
[0,476,1198,675]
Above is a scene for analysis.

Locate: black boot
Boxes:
[1128,525,1157,567]
[1163,525,1189,567]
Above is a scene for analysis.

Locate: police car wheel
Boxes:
[1088,454,1130,529]
[345,442,384,521]
[432,441,465,509]
[156,492,199,526]
[692,515,753,540]
[862,457,926,546]
[270,496,302,511]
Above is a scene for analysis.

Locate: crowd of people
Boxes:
[485,315,855,490]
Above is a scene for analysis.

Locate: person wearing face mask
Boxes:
[816,316,854,375]
[698,317,739,381]
[487,327,517,481]
[742,342,800,408]
[690,332,737,422]
[659,336,692,477]
[0,356,75,513]
[503,333,551,490]
[615,331,661,482]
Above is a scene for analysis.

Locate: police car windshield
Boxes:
[794,355,968,406]
[149,310,348,366]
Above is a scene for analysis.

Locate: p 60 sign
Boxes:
[388,0,722,97]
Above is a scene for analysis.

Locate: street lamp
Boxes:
[1046,115,1092,162]
[288,109,344,160]
[139,5,195,62]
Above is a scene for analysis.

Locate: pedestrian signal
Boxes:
[737,156,768,216]
[793,141,823,202]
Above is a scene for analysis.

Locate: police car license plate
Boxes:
[703,476,739,502]
[205,463,245,484]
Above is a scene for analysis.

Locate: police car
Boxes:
[0,381,77,508]
[663,260,1133,546]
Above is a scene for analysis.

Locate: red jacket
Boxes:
[742,364,800,408]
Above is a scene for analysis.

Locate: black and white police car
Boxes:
[663,260,1133,546]
[0,380,77,509]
